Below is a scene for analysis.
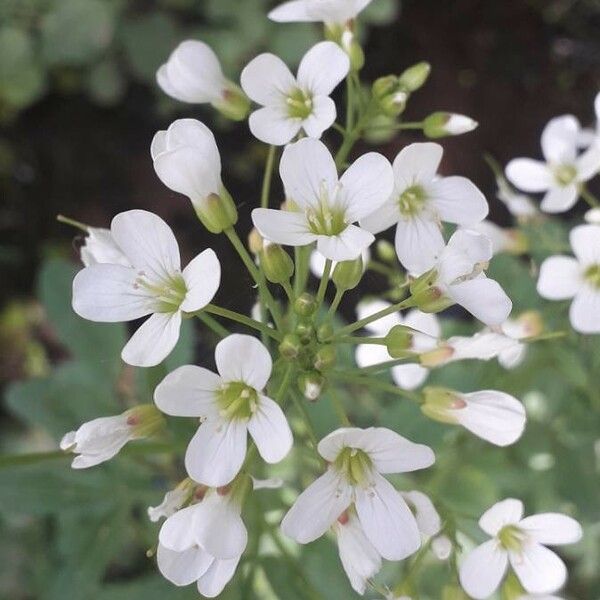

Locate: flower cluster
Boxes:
[56,1,595,598]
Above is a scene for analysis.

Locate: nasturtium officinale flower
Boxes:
[154,334,292,487]
[281,427,435,561]
[537,224,600,333]
[240,41,349,145]
[459,498,582,599]
[361,142,488,275]
[72,210,221,367]
[268,0,374,25]
[252,138,394,261]
[79,226,130,267]
[506,115,600,213]
[157,40,250,121]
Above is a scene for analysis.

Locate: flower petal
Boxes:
[215,334,272,389]
[394,215,445,275]
[438,229,493,283]
[391,363,430,390]
[540,184,578,214]
[505,159,553,192]
[72,264,154,322]
[427,176,489,225]
[459,539,508,600]
[570,223,600,266]
[268,0,314,22]
[157,544,212,586]
[355,343,392,369]
[402,490,442,537]
[569,287,600,333]
[154,365,222,417]
[247,395,293,463]
[510,543,567,595]
[359,198,401,235]
[355,473,421,560]
[338,152,395,222]
[537,256,582,300]
[240,53,295,105]
[575,142,600,181]
[541,115,579,164]
[479,498,524,536]
[184,418,247,487]
[281,469,352,544]
[248,105,302,145]
[252,208,316,246]
[448,277,513,326]
[121,311,182,367]
[393,143,443,190]
[181,249,221,312]
[197,556,240,598]
[519,514,582,546]
[297,41,349,96]
[301,95,336,139]
[355,299,402,335]
[159,505,200,552]
[316,225,374,261]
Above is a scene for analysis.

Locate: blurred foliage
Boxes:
[0,0,397,121]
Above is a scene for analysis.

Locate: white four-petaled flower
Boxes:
[506,115,600,213]
[361,143,488,274]
[537,224,600,333]
[252,138,394,261]
[269,0,374,25]
[281,427,435,561]
[155,334,292,487]
[72,210,221,367]
[79,227,129,267]
[459,498,582,599]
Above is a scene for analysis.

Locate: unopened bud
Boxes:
[214,84,250,121]
[423,112,478,138]
[124,404,165,438]
[248,228,263,254]
[385,325,413,358]
[194,188,238,234]
[294,293,317,317]
[398,61,431,92]
[260,243,294,284]
[421,387,464,424]
[298,371,326,401]
[505,229,529,254]
[376,239,396,263]
[314,344,337,371]
[279,334,302,360]
[317,322,334,342]
[409,269,453,313]
[332,256,364,291]
[518,310,544,338]
[295,321,314,345]
[372,75,408,117]
[419,344,454,367]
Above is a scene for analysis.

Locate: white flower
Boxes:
[80,227,130,267]
[354,299,440,390]
[281,427,435,561]
[465,221,526,256]
[443,114,478,136]
[414,229,512,326]
[309,247,370,278]
[241,41,349,145]
[157,486,248,597]
[496,178,538,219]
[72,210,220,367]
[584,206,600,224]
[459,498,582,598]
[154,334,292,487]
[252,138,394,261]
[506,115,600,213]
[333,510,382,595]
[537,224,600,333]
[576,91,600,148]
[497,312,543,369]
[422,388,526,447]
[149,480,194,523]
[360,143,488,274]
[269,0,373,25]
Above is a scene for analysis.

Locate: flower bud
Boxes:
[423,112,478,138]
[421,387,463,424]
[195,188,238,234]
[279,333,302,360]
[124,404,166,438]
[213,84,251,121]
[260,243,294,284]
[317,322,334,342]
[297,371,326,401]
[376,239,396,263]
[314,344,337,371]
[294,293,317,317]
[409,269,453,313]
[295,321,315,345]
[248,228,263,254]
[385,325,413,358]
[398,61,431,92]
[332,256,364,291]
[505,228,529,254]
[372,75,408,117]
[419,345,454,367]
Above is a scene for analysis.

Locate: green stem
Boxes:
[203,304,281,341]
[352,355,418,374]
[328,388,351,426]
[197,312,230,337]
[335,335,387,345]
[277,364,295,404]
[261,145,277,209]
[326,288,345,320]
[329,371,422,403]
[367,260,395,276]
[364,121,424,133]
[56,214,88,232]
[294,245,312,296]
[345,76,355,133]
[282,280,295,304]
[291,392,322,457]
[315,259,332,309]
[579,184,599,208]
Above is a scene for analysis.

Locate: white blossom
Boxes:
[80,227,129,267]
[537,224,600,333]
[576,91,600,148]
[459,498,582,599]
[506,115,600,213]
[281,427,435,561]
[497,312,543,369]
[241,42,349,145]
[154,334,292,487]
[72,210,221,367]
[309,247,370,278]
[252,138,394,261]
[149,480,194,522]
[361,143,488,274]
[269,0,374,25]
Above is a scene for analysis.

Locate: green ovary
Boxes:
[585,264,600,288]
[498,525,526,552]
[553,164,577,187]
[306,192,347,236]
[136,274,187,313]
[217,382,258,420]
[398,185,426,216]
[286,88,313,120]
[334,447,373,486]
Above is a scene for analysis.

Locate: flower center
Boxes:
[217,382,258,420]
[134,272,187,313]
[398,185,427,217]
[553,164,577,187]
[306,181,347,236]
[497,524,527,552]
[334,447,373,486]
[286,88,313,120]
[585,264,600,288]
